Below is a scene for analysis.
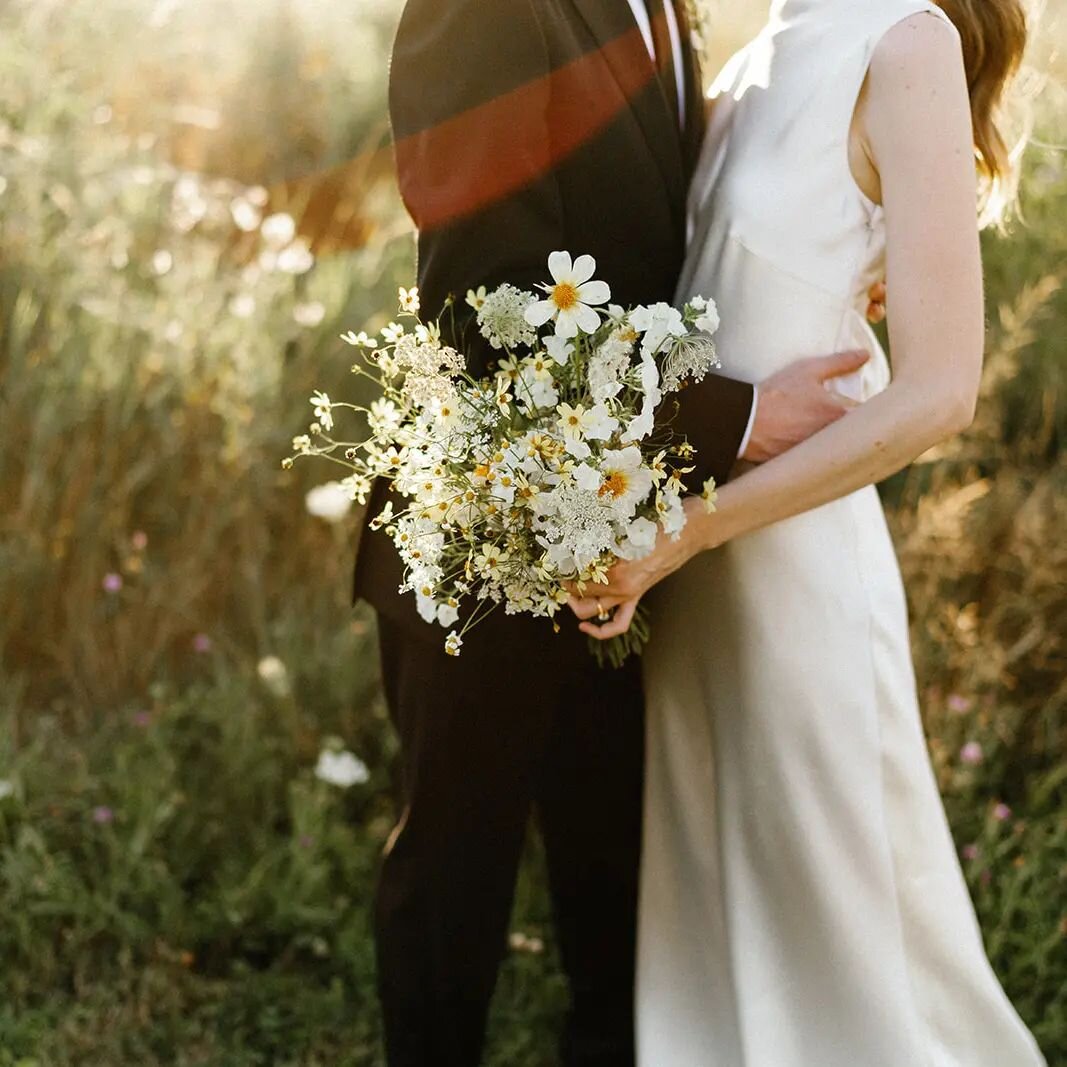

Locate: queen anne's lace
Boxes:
[477,283,538,350]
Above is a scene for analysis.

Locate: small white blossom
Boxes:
[229,293,256,319]
[588,334,633,404]
[695,301,720,335]
[310,391,334,432]
[517,355,559,411]
[277,239,314,275]
[416,591,439,624]
[369,398,403,436]
[341,330,378,348]
[620,408,655,444]
[294,301,326,327]
[544,335,573,365]
[315,749,370,789]
[630,302,687,356]
[657,488,687,538]
[617,516,659,559]
[341,473,372,504]
[261,212,296,248]
[582,403,619,441]
[257,656,291,698]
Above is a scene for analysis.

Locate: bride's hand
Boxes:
[568,498,723,639]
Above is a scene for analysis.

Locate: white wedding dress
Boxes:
[636,1,1047,1064]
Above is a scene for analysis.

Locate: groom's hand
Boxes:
[742,349,870,463]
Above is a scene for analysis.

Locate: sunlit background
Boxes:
[0,0,1064,1063]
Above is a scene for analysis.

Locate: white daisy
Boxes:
[597,446,654,519]
[616,515,659,559]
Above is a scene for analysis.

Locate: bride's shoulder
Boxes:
[865,9,965,101]
[854,7,972,187]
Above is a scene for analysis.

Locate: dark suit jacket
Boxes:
[353,0,755,636]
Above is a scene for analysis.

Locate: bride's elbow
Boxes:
[926,385,978,441]
[946,392,978,435]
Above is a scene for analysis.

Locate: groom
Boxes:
[354,1,871,1064]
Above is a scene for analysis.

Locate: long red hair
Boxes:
[936,0,1032,223]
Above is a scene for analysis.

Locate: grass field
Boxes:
[0,1,1064,1063]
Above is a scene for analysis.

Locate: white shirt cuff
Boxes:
[737,385,759,460]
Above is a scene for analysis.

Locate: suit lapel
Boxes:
[567,0,687,219]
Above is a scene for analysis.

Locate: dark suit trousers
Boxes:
[375,613,645,1067]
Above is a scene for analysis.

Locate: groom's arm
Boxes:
[672,346,871,492]
[390,0,564,379]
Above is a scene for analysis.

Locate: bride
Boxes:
[570,0,1046,1063]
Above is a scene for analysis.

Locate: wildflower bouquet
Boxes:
[289,252,721,666]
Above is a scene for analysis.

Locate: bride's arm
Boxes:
[573,15,983,636]
[700,16,982,529]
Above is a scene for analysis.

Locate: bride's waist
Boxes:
[714,302,890,401]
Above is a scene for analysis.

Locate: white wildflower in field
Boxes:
[0,780,14,801]
[314,749,370,789]
[287,253,721,664]
[256,655,291,698]
[276,239,314,275]
[229,293,256,319]
[230,196,262,232]
[261,212,296,248]
[305,482,353,524]
[293,301,326,327]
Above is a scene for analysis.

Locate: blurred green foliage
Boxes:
[0,0,1064,1064]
